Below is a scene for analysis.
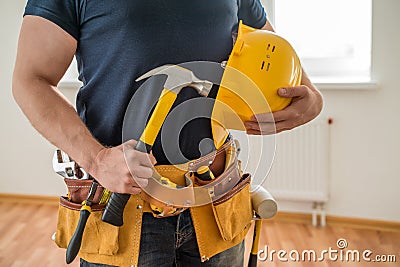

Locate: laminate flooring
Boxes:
[0,203,399,267]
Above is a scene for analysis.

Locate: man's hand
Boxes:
[245,83,323,135]
[245,21,324,135]
[88,140,157,194]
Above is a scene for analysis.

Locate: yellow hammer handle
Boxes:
[139,88,178,147]
[251,220,262,255]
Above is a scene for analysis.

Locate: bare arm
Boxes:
[245,21,323,134]
[13,16,154,193]
[13,15,102,171]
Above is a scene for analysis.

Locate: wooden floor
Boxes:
[0,202,399,267]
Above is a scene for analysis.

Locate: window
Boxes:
[60,1,373,86]
[261,0,373,83]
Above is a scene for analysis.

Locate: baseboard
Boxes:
[266,211,400,232]
[324,215,400,232]
[0,193,399,232]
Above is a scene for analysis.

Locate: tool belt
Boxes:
[54,138,253,266]
[60,138,246,216]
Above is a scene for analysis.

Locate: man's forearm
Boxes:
[300,69,323,112]
[12,16,155,194]
[12,75,104,173]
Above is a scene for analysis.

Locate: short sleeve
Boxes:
[24,0,81,40]
[238,0,268,29]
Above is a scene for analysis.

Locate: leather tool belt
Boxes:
[60,138,248,218]
[54,138,253,266]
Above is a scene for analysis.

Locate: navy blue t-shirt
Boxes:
[24,0,267,164]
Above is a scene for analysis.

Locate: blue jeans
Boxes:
[80,209,245,267]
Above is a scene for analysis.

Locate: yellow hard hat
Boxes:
[212,21,302,148]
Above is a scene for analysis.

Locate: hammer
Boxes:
[102,65,213,226]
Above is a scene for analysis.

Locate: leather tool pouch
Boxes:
[55,178,120,256]
[210,173,252,241]
[191,141,253,241]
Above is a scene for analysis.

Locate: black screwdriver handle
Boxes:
[102,140,151,226]
[66,209,90,264]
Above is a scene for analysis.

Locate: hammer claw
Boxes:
[135,64,175,82]
[135,64,213,96]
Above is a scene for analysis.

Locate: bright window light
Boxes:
[61,57,80,84]
[263,0,372,83]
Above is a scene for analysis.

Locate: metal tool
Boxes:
[53,150,89,180]
[65,180,98,264]
[53,149,111,264]
[101,65,213,226]
[133,65,213,153]
[53,149,111,202]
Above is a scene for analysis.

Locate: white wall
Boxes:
[0,0,399,222]
[0,0,67,196]
[321,0,400,222]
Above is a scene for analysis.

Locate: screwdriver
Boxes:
[195,166,215,181]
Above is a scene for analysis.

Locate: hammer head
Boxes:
[136,64,213,96]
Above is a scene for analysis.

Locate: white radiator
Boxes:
[263,118,331,225]
[232,118,331,225]
[265,118,330,203]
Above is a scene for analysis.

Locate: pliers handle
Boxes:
[66,180,98,264]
